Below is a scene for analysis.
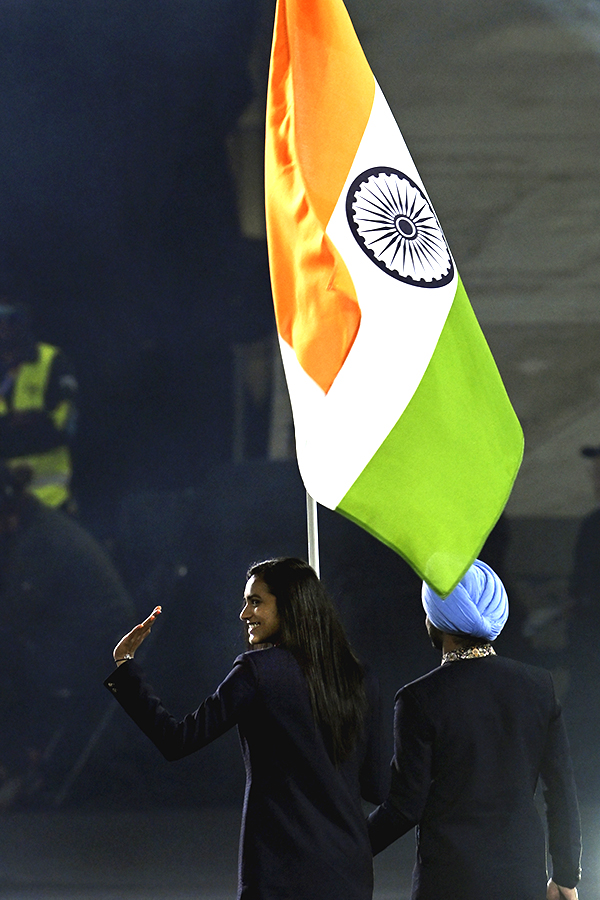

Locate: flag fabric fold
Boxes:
[264,0,523,597]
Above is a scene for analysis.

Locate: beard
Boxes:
[426,618,444,651]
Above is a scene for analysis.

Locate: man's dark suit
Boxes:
[368,654,581,900]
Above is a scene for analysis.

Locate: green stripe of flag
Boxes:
[336,278,524,597]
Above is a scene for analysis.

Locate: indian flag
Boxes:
[264,0,523,597]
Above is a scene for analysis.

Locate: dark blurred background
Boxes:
[0,0,599,822]
[0,0,275,514]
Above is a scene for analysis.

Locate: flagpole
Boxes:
[306,491,320,577]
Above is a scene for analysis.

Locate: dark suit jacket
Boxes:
[367,654,581,900]
[106,645,388,900]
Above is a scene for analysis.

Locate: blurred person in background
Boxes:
[564,443,600,799]
[0,463,133,807]
[568,444,600,655]
[0,299,78,512]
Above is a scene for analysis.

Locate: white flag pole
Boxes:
[306,491,320,577]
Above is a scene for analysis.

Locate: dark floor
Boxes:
[0,805,408,900]
[0,802,597,899]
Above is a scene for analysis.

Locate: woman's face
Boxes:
[240,575,281,646]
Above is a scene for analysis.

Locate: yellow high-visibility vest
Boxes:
[0,343,73,508]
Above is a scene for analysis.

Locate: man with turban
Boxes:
[368,560,581,900]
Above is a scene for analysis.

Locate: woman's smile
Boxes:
[240,575,281,645]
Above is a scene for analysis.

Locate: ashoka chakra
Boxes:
[346,167,454,287]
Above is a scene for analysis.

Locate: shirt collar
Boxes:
[441,644,496,665]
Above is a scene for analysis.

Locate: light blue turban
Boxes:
[422,559,508,641]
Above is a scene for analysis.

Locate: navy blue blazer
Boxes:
[367,654,582,900]
[105,646,388,900]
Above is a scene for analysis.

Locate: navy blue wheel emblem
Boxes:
[346,167,454,287]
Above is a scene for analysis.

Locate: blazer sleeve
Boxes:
[540,689,582,888]
[104,655,256,761]
[367,684,433,854]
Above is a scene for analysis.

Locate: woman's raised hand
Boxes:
[113,606,162,666]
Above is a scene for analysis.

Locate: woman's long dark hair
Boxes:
[246,557,366,767]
